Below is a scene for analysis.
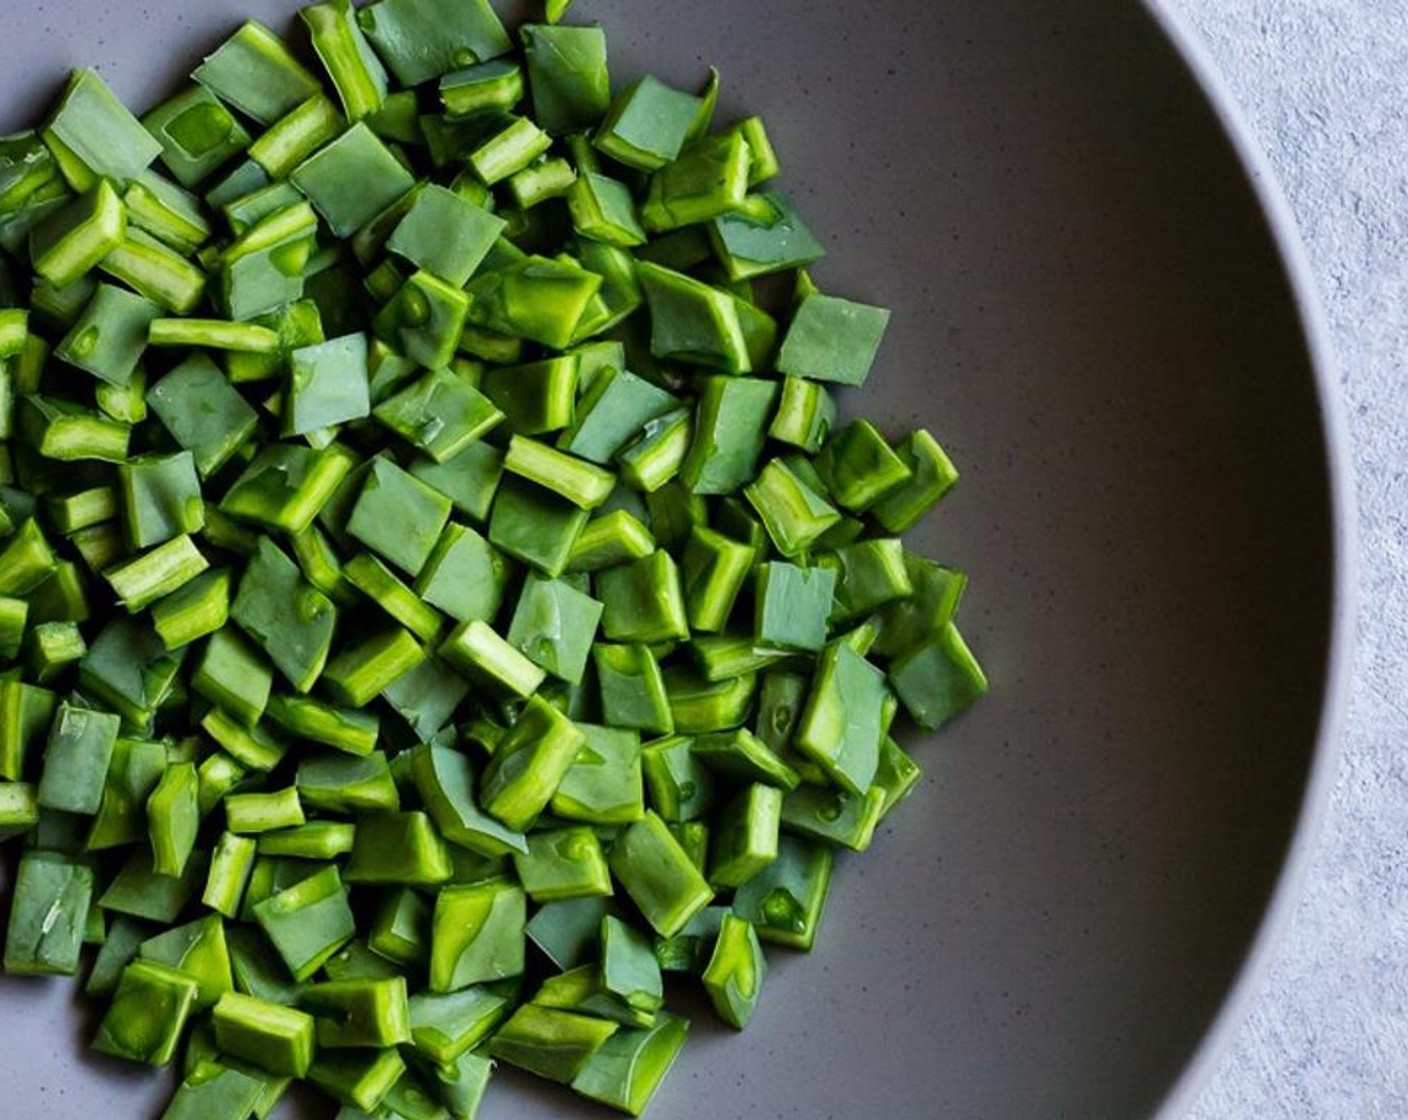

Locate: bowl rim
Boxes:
[1140,3,1358,1115]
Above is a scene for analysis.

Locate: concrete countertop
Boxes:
[1172,3,1406,1117]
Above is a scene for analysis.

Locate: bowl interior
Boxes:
[0,2,1338,1118]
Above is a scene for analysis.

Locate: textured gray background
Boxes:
[1174,3,1405,1118]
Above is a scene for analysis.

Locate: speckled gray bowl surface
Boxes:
[0,2,1351,1119]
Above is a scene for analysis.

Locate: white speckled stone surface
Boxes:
[1172,3,1403,1117]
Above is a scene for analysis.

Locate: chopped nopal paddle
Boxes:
[0,8,985,1119]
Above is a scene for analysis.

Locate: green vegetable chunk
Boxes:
[466,257,602,350]
[504,435,616,510]
[213,991,317,1077]
[440,58,524,118]
[4,849,93,975]
[793,641,889,794]
[57,282,159,388]
[348,457,453,577]
[321,626,425,706]
[641,130,749,232]
[226,787,306,835]
[568,171,647,248]
[297,753,399,815]
[94,959,199,1065]
[309,1048,406,1113]
[119,450,205,548]
[203,833,257,918]
[708,784,783,888]
[693,724,799,790]
[148,762,200,876]
[79,616,184,726]
[870,428,961,533]
[680,376,779,494]
[467,115,552,187]
[701,914,766,1028]
[147,356,259,479]
[193,22,323,126]
[292,124,414,238]
[358,0,512,87]
[387,183,506,286]
[162,1065,265,1120]
[143,85,251,189]
[374,269,472,370]
[302,0,390,122]
[479,355,578,435]
[44,69,162,189]
[488,476,589,578]
[266,693,377,756]
[601,913,664,1015]
[481,695,586,831]
[570,512,656,573]
[99,848,207,923]
[681,526,754,633]
[711,191,825,280]
[596,551,689,645]
[506,573,603,684]
[137,914,234,1011]
[754,561,837,653]
[521,24,611,136]
[222,443,354,535]
[301,977,412,1048]
[641,734,715,822]
[777,290,891,387]
[779,783,886,852]
[564,368,678,466]
[231,538,338,693]
[440,618,545,700]
[888,622,989,730]
[513,827,613,902]
[252,863,356,982]
[637,261,754,374]
[731,834,833,950]
[20,395,131,463]
[286,333,372,437]
[430,877,526,992]
[744,458,841,556]
[413,523,509,625]
[106,535,211,613]
[595,76,701,171]
[31,180,126,289]
[36,701,119,814]
[102,228,206,312]
[552,722,646,824]
[814,418,912,512]
[489,1003,617,1084]
[410,743,527,858]
[408,986,509,1066]
[607,811,713,938]
[570,1010,689,1116]
[0,782,41,842]
[376,372,504,470]
[345,810,453,885]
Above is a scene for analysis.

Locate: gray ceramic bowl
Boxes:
[0,2,1353,1118]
